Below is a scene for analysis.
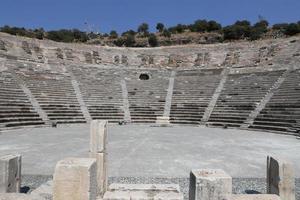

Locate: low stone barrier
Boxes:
[0,154,21,193]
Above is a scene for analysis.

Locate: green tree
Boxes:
[109,30,118,39]
[285,23,300,36]
[192,20,209,32]
[207,20,222,32]
[122,29,136,37]
[156,23,165,32]
[124,34,136,47]
[137,23,149,36]
[272,23,289,31]
[148,34,158,47]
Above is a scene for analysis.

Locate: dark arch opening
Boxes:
[139,73,150,80]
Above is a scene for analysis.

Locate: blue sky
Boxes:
[0,0,299,33]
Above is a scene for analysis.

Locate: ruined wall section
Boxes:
[0,32,299,70]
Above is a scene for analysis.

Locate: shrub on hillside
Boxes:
[285,23,300,36]
[223,20,252,40]
[124,34,136,47]
[46,29,88,43]
[162,29,172,38]
[122,30,136,37]
[114,38,125,47]
[148,34,158,47]
[207,20,222,32]
[110,30,118,39]
[191,20,209,32]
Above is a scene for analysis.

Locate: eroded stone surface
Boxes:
[267,156,295,200]
[53,157,97,200]
[231,194,281,200]
[0,154,21,193]
[90,120,108,153]
[104,184,183,200]
[189,169,232,200]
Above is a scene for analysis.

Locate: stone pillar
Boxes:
[267,156,295,200]
[89,120,108,196]
[53,157,97,200]
[189,169,232,200]
[0,154,21,193]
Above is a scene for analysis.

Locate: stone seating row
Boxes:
[70,66,124,122]
[15,68,86,124]
[170,69,223,124]
[125,70,170,123]
[208,71,284,127]
[251,69,300,133]
[0,71,45,129]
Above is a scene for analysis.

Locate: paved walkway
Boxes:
[0,124,299,178]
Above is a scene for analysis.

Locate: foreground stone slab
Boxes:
[30,180,53,200]
[0,154,21,193]
[109,184,180,192]
[231,194,280,200]
[189,169,232,200]
[53,158,97,200]
[267,156,295,200]
[90,152,107,196]
[104,184,183,200]
[0,193,40,200]
[90,120,108,153]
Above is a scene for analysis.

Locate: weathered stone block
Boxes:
[231,194,281,200]
[90,120,108,153]
[0,154,21,193]
[89,152,107,196]
[103,191,130,200]
[267,156,295,200]
[108,184,180,192]
[156,117,170,125]
[53,158,97,200]
[189,169,232,200]
[104,184,183,200]
[0,193,40,200]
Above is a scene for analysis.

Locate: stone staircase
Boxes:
[70,66,124,123]
[125,69,170,123]
[250,69,300,134]
[170,69,223,125]
[0,70,45,130]
[14,63,86,124]
[207,70,284,128]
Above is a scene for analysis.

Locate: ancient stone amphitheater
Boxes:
[0,32,299,134]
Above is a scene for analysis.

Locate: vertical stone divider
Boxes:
[8,65,50,125]
[53,158,97,200]
[89,120,108,197]
[68,67,92,122]
[158,71,176,125]
[121,79,131,122]
[267,156,295,200]
[201,68,230,124]
[241,68,291,128]
[189,169,232,200]
[0,154,22,193]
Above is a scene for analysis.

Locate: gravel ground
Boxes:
[22,175,300,200]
